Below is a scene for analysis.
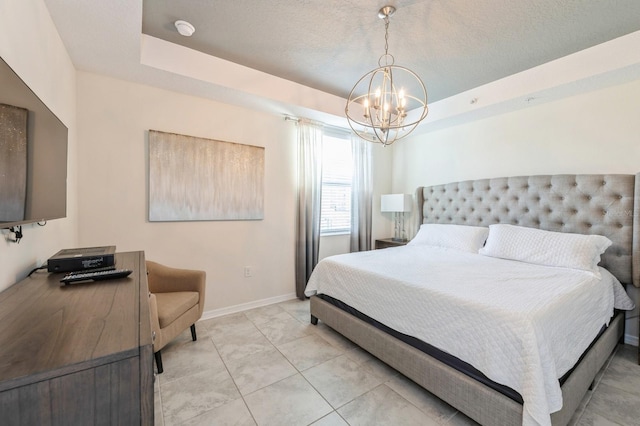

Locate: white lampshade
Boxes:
[381,194,412,213]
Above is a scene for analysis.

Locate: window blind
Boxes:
[321,135,352,234]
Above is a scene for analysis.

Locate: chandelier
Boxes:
[345,6,428,146]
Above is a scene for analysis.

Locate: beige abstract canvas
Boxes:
[148,130,264,221]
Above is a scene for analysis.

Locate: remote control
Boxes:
[61,269,133,284]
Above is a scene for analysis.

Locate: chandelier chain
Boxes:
[384,17,390,57]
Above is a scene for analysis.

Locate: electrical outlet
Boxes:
[244,266,252,277]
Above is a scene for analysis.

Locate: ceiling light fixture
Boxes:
[175,20,195,37]
[345,6,428,147]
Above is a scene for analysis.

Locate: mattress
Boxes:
[305,245,634,426]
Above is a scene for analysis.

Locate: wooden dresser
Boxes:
[0,251,153,425]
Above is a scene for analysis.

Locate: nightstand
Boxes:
[375,238,408,249]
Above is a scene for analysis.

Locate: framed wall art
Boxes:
[148,130,264,221]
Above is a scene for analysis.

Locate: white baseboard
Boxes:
[625,333,639,347]
[201,292,298,321]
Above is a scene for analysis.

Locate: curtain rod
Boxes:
[284,115,352,136]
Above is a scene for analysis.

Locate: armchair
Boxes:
[146,260,206,374]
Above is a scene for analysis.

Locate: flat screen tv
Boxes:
[0,55,68,228]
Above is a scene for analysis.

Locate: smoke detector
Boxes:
[175,20,195,37]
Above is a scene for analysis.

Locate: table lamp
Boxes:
[381,194,412,241]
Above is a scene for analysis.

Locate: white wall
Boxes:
[394,80,640,194]
[76,72,299,313]
[0,0,77,291]
[372,144,395,241]
[76,71,394,315]
[392,79,640,344]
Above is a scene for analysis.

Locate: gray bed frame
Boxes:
[310,174,640,426]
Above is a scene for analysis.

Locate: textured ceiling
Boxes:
[141,0,640,102]
[42,0,640,129]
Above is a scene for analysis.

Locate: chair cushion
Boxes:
[155,291,199,329]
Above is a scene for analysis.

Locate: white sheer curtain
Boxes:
[350,134,373,252]
[295,120,323,299]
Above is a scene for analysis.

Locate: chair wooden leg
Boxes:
[190,324,197,341]
[154,350,163,374]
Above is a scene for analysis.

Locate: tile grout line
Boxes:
[165,302,445,425]
[155,373,164,426]
[213,307,338,423]
[277,301,350,424]
[169,303,366,425]
[244,306,337,424]
[155,331,222,424]
[379,375,451,425]
[292,308,394,424]
[249,303,352,424]
[209,312,261,426]
[302,314,458,425]
[158,329,252,425]
[156,301,639,426]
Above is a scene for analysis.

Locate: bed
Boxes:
[305,174,640,426]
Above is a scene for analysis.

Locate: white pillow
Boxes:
[479,224,612,275]
[407,224,489,253]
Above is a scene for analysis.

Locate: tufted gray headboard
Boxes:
[416,174,640,287]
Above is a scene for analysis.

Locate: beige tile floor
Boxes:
[154,299,640,425]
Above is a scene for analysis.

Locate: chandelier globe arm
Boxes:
[345,5,428,146]
[345,65,428,145]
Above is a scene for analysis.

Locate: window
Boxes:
[320,133,352,235]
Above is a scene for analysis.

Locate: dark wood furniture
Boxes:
[0,251,153,425]
[374,238,408,249]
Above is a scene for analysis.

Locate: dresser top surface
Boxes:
[0,251,147,384]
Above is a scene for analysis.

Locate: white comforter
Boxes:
[305,245,634,426]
